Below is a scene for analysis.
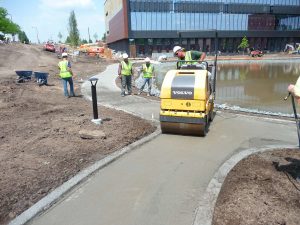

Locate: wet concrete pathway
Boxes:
[29,64,298,225]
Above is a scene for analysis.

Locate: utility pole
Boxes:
[32,26,40,44]
[88,27,91,43]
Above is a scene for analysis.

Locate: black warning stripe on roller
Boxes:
[160,115,205,124]
[171,75,195,99]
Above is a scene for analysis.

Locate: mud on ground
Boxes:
[0,44,156,224]
[213,149,300,225]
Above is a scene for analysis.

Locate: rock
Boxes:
[9,212,16,218]
[79,130,106,139]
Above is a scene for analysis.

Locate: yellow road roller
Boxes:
[160,60,217,136]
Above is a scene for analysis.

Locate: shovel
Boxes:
[284,92,300,148]
[150,77,154,96]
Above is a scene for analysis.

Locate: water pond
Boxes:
[154,59,300,116]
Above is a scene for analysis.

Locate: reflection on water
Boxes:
[155,60,300,115]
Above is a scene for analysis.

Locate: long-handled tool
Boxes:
[284,92,300,148]
[284,92,291,101]
[150,76,156,96]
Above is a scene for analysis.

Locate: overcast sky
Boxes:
[1,0,105,43]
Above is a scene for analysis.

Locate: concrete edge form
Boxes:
[192,144,298,225]
[9,128,161,225]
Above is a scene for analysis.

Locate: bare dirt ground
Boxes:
[213,149,300,225]
[0,43,156,225]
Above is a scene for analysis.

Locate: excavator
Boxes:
[159,33,218,136]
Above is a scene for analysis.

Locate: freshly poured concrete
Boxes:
[29,64,298,225]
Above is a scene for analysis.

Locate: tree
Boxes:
[18,31,29,44]
[67,10,80,46]
[238,36,249,54]
[0,7,20,34]
[81,39,88,44]
[101,33,106,42]
[93,33,98,42]
[58,32,63,43]
[65,36,71,44]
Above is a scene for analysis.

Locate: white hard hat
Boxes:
[62,52,68,57]
[122,53,128,59]
[173,46,182,54]
[145,57,150,62]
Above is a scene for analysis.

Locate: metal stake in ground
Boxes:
[284,92,300,148]
[89,77,102,125]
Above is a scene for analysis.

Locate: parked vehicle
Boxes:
[43,41,55,52]
[250,50,263,57]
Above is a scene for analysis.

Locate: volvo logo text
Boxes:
[172,90,193,95]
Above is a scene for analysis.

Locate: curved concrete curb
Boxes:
[9,128,161,225]
[192,144,298,225]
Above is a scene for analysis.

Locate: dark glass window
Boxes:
[174,38,180,45]
[129,0,300,31]
[181,38,187,45]
[135,39,145,45]
[129,39,135,45]
[148,39,153,45]
[156,39,163,45]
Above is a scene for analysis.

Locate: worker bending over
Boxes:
[118,53,133,97]
[138,57,155,96]
[173,46,212,92]
[58,52,75,98]
[173,46,206,64]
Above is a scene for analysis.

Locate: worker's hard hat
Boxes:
[173,46,182,54]
[62,52,68,57]
[145,57,150,62]
[122,53,129,59]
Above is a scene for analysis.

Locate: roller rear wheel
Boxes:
[161,119,207,137]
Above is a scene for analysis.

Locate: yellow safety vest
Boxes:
[142,64,153,78]
[184,51,198,65]
[121,61,132,76]
[58,60,72,78]
[178,51,197,68]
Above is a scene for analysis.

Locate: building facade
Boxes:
[104,0,300,57]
